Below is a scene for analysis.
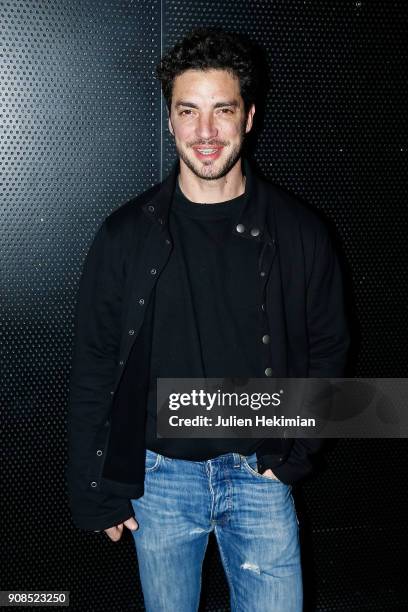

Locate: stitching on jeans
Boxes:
[290,493,300,527]
[145,452,162,472]
[207,461,215,523]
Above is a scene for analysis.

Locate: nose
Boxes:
[196,113,218,141]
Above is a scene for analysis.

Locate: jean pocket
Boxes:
[145,449,162,472]
[243,457,285,484]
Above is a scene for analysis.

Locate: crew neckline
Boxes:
[173,176,248,219]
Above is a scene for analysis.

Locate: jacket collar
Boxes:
[141,157,275,245]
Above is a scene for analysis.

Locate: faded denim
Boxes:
[131,448,302,612]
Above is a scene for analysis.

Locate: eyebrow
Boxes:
[174,100,240,109]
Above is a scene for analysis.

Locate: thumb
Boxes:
[124,516,139,531]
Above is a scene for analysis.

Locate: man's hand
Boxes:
[103,516,139,542]
[261,468,280,480]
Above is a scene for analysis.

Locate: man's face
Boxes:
[168,69,255,180]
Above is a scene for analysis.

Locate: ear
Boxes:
[168,113,174,137]
[245,104,256,134]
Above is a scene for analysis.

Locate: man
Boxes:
[67,28,349,611]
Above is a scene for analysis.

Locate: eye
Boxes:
[179,109,193,116]
[220,108,234,114]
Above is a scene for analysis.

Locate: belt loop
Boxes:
[233,452,241,468]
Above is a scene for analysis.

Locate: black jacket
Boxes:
[66,158,350,531]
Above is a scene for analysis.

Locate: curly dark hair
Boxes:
[156,27,261,115]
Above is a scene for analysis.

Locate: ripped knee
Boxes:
[240,561,261,575]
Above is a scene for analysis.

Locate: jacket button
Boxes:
[110,390,114,395]
[96,450,103,456]
[250,227,260,237]
[260,271,266,277]
[236,223,245,233]
[147,204,155,213]
[119,360,124,366]
[262,334,270,344]
[158,217,164,224]
[165,238,171,245]
[90,481,98,488]
[150,268,157,275]
[128,329,135,335]
[261,303,265,311]
[139,298,144,305]
[265,367,273,377]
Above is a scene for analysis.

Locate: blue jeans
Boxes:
[131,449,302,612]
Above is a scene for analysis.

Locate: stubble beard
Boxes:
[175,121,247,181]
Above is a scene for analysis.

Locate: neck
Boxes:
[178,158,246,204]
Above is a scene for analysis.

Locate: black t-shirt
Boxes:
[145,177,267,459]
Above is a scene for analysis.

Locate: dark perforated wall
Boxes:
[1,1,407,611]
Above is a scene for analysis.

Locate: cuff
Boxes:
[71,501,135,532]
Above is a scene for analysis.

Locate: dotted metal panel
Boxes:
[161,2,408,611]
[1,1,160,610]
[1,2,407,612]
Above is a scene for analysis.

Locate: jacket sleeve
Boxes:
[306,223,350,378]
[270,223,350,485]
[66,219,135,531]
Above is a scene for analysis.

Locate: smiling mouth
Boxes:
[193,146,224,160]
[195,147,221,154]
